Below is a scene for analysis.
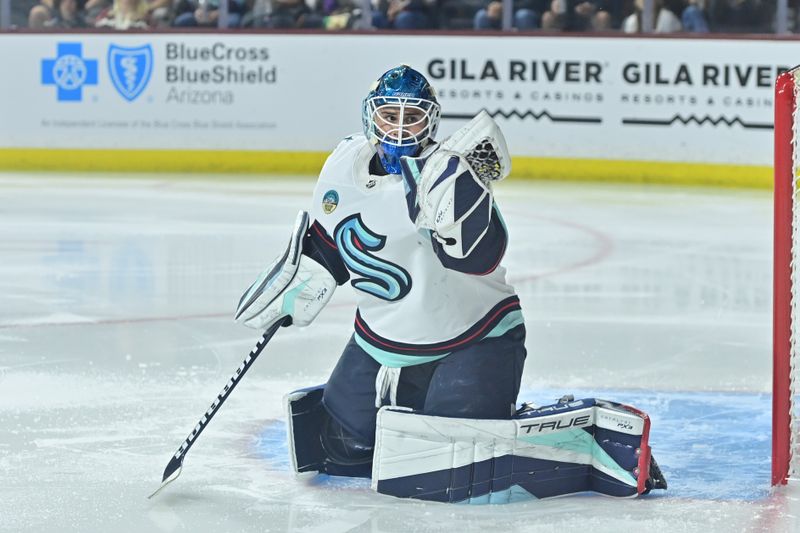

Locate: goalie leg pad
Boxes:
[371,397,665,503]
[285,384,373,479]
[285,385,327,475]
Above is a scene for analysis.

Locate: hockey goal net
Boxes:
[774,67,800,486]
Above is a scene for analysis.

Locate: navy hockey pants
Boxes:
[322,325,527,446]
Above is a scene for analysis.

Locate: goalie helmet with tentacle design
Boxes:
[362,65,441,174]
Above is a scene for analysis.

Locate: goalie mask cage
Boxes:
[774,67,800,486]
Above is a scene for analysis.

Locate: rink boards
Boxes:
[0,32,796,187]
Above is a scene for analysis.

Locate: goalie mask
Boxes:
[362,65,441,174]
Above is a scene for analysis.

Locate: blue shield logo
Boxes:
[107,44,153,102]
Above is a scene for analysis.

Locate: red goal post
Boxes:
[774,67,800,486]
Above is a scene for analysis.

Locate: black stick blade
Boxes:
[146,320,285,500]
[147,454,184,499]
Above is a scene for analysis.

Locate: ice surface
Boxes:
[0,174,797,532]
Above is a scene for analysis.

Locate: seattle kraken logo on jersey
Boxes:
[108,44,153,101]
[335,215,411,301]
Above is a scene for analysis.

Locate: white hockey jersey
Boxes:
[309,134,523,368]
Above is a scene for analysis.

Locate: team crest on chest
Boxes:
[322,190,339,214]
[334,214,412,302]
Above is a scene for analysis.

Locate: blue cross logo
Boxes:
[41,43,98,102]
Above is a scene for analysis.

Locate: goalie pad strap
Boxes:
[371,398,656,503]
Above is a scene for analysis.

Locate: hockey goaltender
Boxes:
[233,65,667,504]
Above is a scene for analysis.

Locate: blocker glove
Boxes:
[399,110,512,259]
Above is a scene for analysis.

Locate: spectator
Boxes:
[540,0,567,29]
[680,0,708,31]
[438,0,482,28]
[94,0,152,27]
[318,0,372,29]
[28,0,57,27]
[541,0,617,30]
[710,0,771,32]
[242,0,323,27]
[29,0,88,27]
[372,0,437,29]
[474,0,540,30]
[84,0,110,21]
[572,0,614,29]
[91,0,170,25]
[146,0,173,26]
[622,0,682,32]
[172,0,247,27]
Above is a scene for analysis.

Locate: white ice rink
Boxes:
[1,174,798,532]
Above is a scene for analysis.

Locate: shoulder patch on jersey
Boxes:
[322,190,339,214]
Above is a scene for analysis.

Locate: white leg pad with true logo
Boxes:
[371,397,665,504]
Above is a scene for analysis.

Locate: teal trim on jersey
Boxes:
[457,485,536,505]
[483,310,524,340]
[518,429,637,486]
[281,279,310,316]
[354,332,448,368]
[355,309,523,367]
[406,159,423,188]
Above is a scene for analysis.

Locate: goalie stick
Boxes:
[147,318,286,499]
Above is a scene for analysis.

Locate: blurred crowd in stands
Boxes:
[15,0,783,33]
